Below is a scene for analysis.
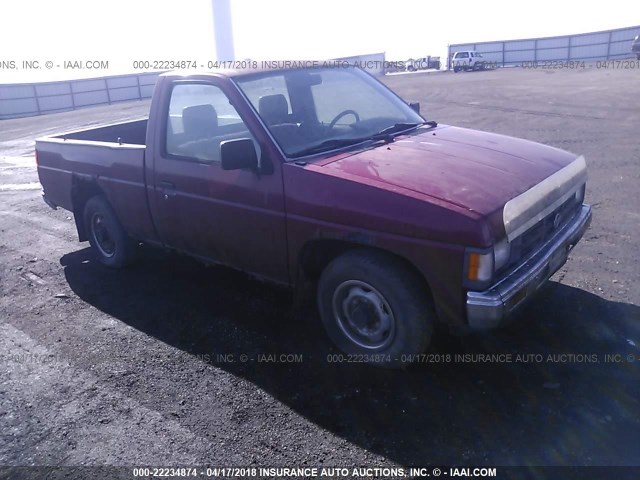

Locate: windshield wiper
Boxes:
[368,121,435,142]
[289,121,436,158]
[373,122,424,137]
[290,137,374,158]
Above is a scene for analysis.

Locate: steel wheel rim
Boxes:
[91,213,116,258]
[331,280,396,350]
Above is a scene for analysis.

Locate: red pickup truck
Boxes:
[36,65,591,367]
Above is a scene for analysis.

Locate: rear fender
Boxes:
[70,174,105,242]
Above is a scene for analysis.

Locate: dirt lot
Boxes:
[1,66,639,474]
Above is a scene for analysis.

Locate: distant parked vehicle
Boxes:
[632,35,640,59]
[406,56,441,71]
[451,51,490,72]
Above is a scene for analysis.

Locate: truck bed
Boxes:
[52,118,148,145]
[36,118,156,243]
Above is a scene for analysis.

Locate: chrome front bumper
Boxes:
[466,204,592,330]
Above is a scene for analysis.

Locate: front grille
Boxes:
[499,197,581,276]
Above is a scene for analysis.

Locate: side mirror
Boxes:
[221,138,258,171]
[409,102,420,114]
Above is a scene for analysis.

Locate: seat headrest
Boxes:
[182,104,218,139]
[259,94,289,125]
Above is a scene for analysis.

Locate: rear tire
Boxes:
[317,250,434,368]
[83,196,136,268]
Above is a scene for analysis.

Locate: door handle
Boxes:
[159,181,176,200]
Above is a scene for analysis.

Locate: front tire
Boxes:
[84,195,136,268]
[317,250,434,368]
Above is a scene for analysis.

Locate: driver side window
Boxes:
[165,83,253,163]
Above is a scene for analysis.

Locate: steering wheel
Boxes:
[328,110,360,129]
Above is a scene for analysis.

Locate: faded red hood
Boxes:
[321,125,578,215]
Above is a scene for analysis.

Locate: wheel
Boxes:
[453,66,460,73]
[83,195,136,268]
[317,250,434,368]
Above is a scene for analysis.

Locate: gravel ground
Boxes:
[0,66,639,475]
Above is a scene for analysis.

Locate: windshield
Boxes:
[234,67,425,158]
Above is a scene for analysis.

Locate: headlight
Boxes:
[493,238,511,271]
[464,249,493,289]
[465,239,511,289]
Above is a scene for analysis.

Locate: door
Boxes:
[469,52,478,68]
[149,81,289,284]
[455,52,469,69]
